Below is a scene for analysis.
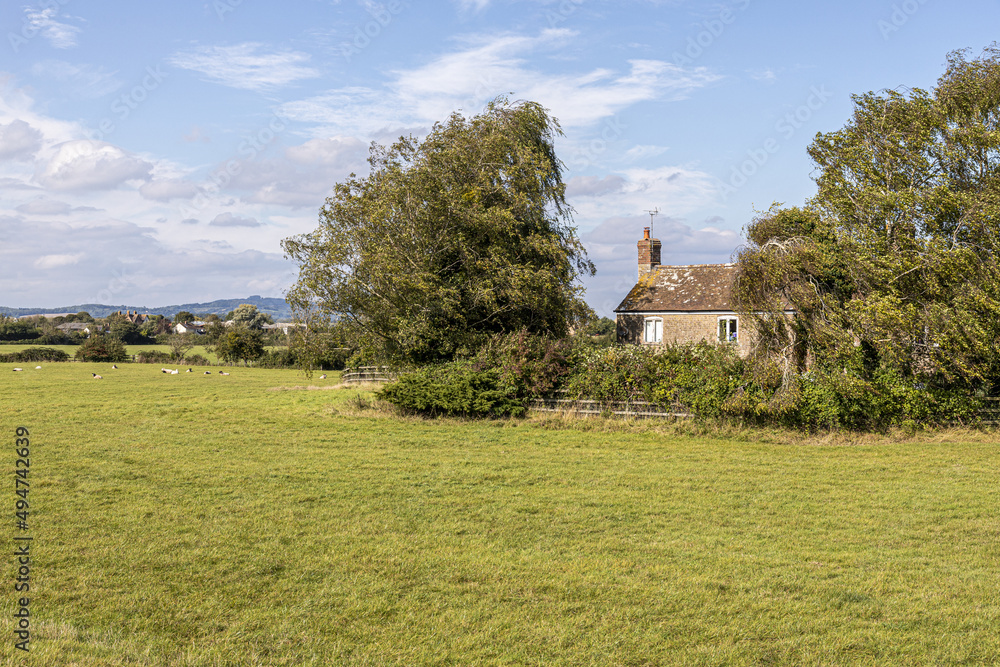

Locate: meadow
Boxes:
[2,362,999,665]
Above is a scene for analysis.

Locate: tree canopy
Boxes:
[282,97,595,365]
[735,45,1000,391]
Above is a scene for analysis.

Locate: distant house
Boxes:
[56,322,92,335]
[174,322,206,335]
[115,310,150,325]
[263,322,304,335]
[614,227,790,356]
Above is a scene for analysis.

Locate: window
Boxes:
[644,317,662,344]
[718,317,738,343]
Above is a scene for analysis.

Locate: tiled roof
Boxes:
[615,263,737,312]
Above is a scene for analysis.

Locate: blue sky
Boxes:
[0,0,996,315]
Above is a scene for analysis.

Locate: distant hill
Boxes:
[0,296,293,320]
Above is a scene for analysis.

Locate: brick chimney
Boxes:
[637,227,661,280]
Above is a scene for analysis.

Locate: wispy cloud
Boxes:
[30,61,122,99]
[167,43,321,91]
[280,30,720,135]
[24,8,81,49]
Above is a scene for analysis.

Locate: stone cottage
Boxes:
[614,227,751,356]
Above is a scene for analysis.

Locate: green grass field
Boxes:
[2,362,999,665]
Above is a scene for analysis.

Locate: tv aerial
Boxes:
[643,207,659,237]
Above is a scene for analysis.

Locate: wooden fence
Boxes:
[528,397,691,419]
[340,366,398,384]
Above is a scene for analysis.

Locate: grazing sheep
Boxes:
[219,371,230,376]
[112,365,118,369]
[170,369,179,375]
[92,373,103,379]
[204,371,211,375]
[319,374,327,379]
[35,366,41,369]
[186,368,192,373]
[13,368,22,372]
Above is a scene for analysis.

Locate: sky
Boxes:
[0,0,997,316]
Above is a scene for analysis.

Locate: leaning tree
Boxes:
[282,97,594,365]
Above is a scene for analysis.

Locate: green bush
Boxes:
[75,336,128,363]
[474,329,573,399]
[0,347,71,362]
[135,350,173,364]
[378,362,524,417]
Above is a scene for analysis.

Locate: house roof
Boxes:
[615,263,737,313]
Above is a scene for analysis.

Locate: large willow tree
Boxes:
[735,45,1000,389]
[282,98,594,365]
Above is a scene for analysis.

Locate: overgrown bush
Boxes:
[474,329,574,399]
[257,348,297,368]
[75,336,127,363]
[135,350,173,364]
[377,362,524,417]
[563,342,744,417]
[0,347,70,362]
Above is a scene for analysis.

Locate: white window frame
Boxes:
[718,316,738,343]
[644,317,663,344]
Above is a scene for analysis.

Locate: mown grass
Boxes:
[2,362,999,665]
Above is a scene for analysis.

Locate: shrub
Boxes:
[257,348,297,368]
[377,362,524,417]
[473,329,573,399]
[75,336,128,363]
[135,350,174,364]
[0,347,70,362]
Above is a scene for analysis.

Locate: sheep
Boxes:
[35,366,41,369]
[186,368,193,373]
[219,371,230,376]
[13,368,22,372]
[319,374,327,379]
[92,373,103,379]
[112,365,118,369]
[170,369,179,375]
[204,371,211,375]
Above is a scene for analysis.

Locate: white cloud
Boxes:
[24,8,81,50]
[568,165,719,223]
[210,212,262,227]
[34,253,84,269]
[624,145,670,162]
[36,141,152,191]
[280,30,720,134]
[29,61,122,99]
[167,43,320,91]
[0,120,43,160]
[139,179,201,202]
[15,198,72,215]
[0,217,296,307]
